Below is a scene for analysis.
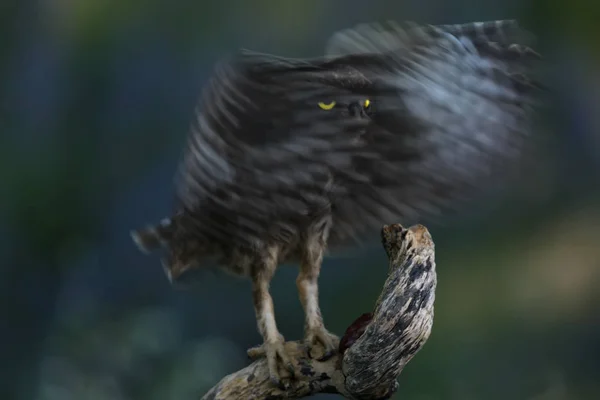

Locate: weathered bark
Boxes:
[202,223,437,400]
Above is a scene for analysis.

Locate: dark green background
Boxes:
[1,1,599,399]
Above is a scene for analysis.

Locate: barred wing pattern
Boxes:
[175,20,542,250]
[175,51,376,247]
[324,20,542,246]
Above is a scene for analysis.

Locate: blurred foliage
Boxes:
[1,1,599,399]
[525,0,600,60]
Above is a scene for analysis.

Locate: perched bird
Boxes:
[131,20,542,387]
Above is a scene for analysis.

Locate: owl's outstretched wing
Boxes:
[322,20,544,246]
[174,50,375,247]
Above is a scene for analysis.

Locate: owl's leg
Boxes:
[246,245,295,388]
[297,217,338,361]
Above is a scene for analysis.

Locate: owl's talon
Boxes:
[247,344,265,360]
[305,325,338,361]
[317,348,336,362]
[270,376,286,390]
[286,361,296,376]
[247,337,295,387]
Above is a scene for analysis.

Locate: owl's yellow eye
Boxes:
[318,101,336,110]
[364,99,371,108]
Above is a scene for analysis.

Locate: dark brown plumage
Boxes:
[131,19,542,386]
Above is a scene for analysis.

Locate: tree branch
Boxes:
[202,223,437,400]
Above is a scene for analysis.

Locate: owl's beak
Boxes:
[348,102,367,118]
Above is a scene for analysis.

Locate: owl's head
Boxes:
[239,49,379,123]
[315,97,373,119]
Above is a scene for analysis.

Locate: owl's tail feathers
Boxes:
[130,218,174,254]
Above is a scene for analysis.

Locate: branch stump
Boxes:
[202,223,437,399]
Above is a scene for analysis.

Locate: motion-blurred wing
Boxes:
[175,50,372,247]
[323,20,544,246]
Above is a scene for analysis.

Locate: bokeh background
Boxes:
[2,0,599,399]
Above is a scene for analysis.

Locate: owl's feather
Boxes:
[174,19,542,251]
[321,20,543,245]
[132,19,544,388]
[175,50,376,248]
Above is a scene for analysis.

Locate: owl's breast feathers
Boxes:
[174,20,543,250]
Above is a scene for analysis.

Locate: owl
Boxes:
[131,20,542,387]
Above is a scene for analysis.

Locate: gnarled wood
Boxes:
[202,223,437,400]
